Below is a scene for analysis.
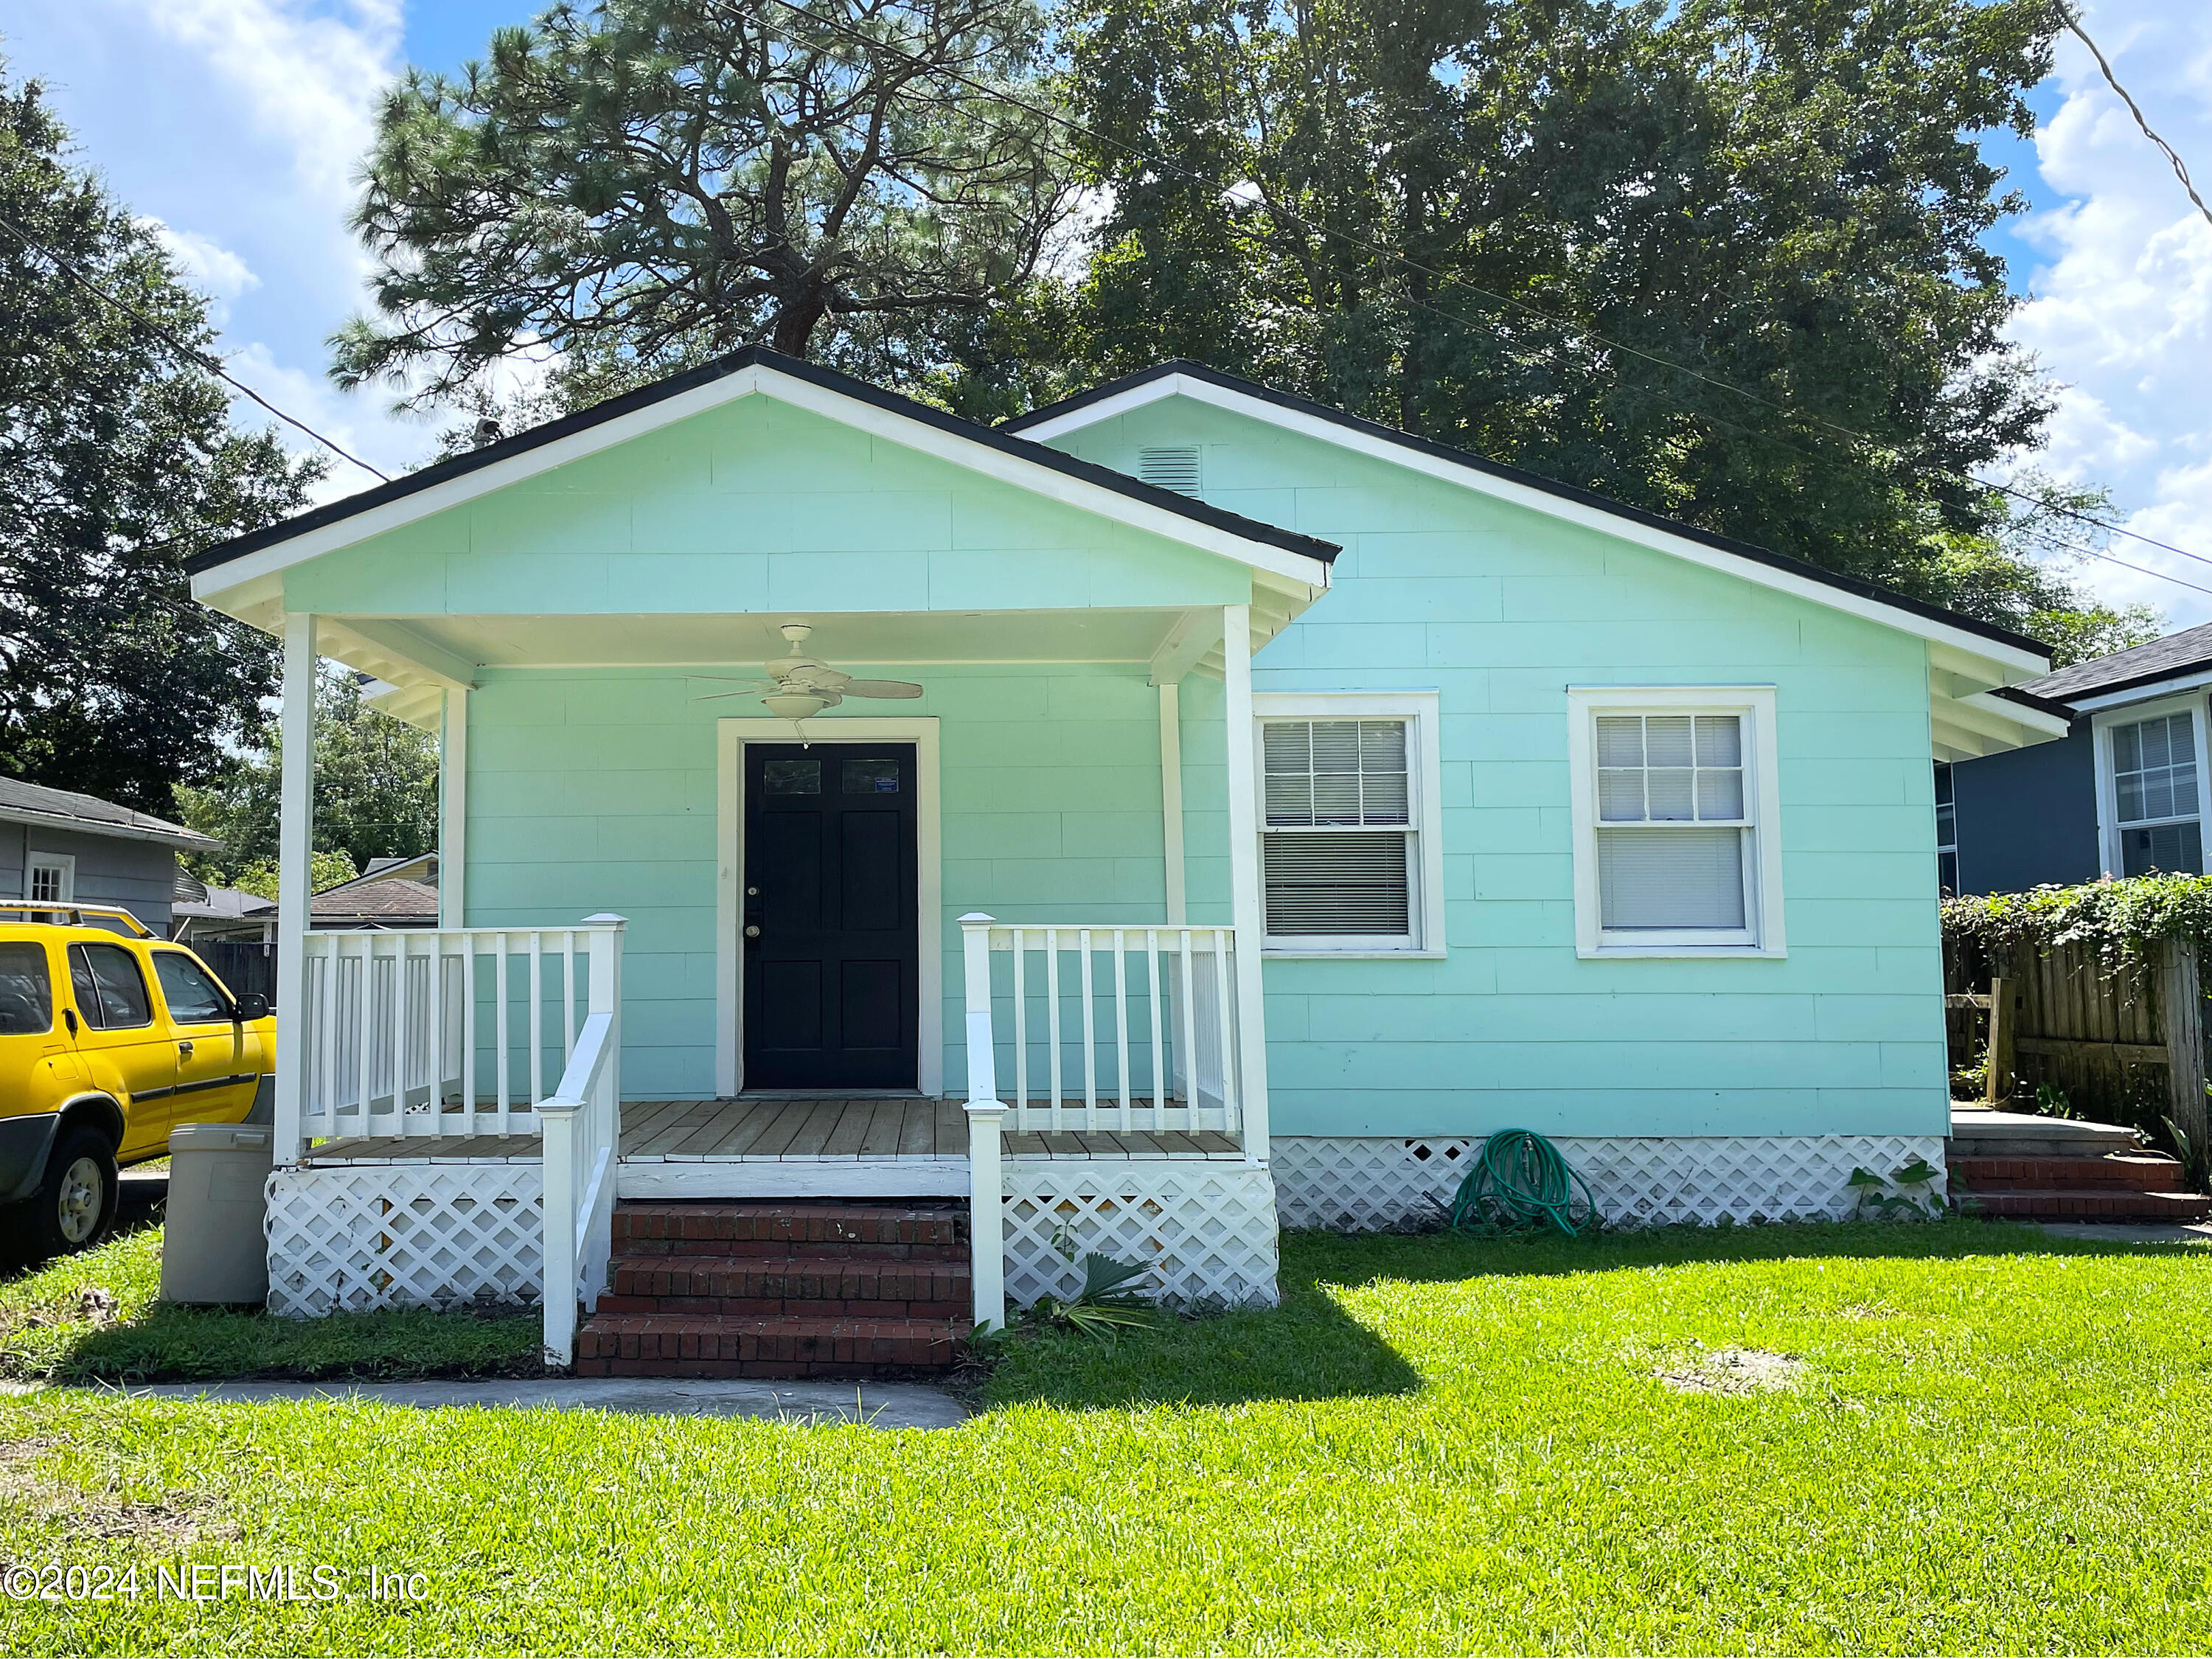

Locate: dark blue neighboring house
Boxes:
[1944,621,2212,895]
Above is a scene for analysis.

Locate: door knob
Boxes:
[178,1040,194,1057]
[744,925,761,938]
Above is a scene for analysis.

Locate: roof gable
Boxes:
[187,349,1337,598]
[1006,361,2049,675]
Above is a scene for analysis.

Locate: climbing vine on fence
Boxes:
[1942,874,2212,964]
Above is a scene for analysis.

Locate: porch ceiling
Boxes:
[337,604,1302,729]
[387,607,1192,669]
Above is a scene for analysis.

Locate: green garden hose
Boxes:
[1449,1129,1600,1237]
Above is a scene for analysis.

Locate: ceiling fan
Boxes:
[689,622,922,731]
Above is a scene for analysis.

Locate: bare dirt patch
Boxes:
[0,1434,233,1545]
[1655,1347,1806,1395]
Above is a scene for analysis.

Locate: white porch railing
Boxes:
[959,911,1257,1332]
[538,928,623,1364]
[956,914,1245,1135]
[296,920,626,1142]
[288,915,625,1367]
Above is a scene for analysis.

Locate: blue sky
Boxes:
[8,0,2212,627]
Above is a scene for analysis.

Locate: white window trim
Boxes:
[1934,763,1958,897]
[1251,690,1446,958]
[26,852,74,904]
[1566,685,1785,959]
[2091,691,2212,877]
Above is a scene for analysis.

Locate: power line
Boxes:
[2059,2,2212,233]
[739,0,2212,583]
[0,211,391,482]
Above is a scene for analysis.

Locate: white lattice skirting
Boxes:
[1273,1135,1949,1231]
[1004,1162,1280,1310]
[264,1165,545,1318]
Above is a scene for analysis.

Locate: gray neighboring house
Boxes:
[306,854,439,931]
[0,777,220,933]
[170,878,278,944]
[1944,622,2212,894]
[170,853,442,942]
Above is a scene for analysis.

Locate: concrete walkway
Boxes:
[97,1376,968,1427]
[2033,1220,2212,1245]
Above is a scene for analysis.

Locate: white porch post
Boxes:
[1158,681,1186,925]
[1220,603,1272,1163]
[438,686,467,928]
[960,912,1006,1331]
[272,615,317,1167]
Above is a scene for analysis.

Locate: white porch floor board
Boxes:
[298,1097,1247,1171]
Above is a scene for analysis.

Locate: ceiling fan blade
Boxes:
[689,691,765,702]
[841,680,925,700]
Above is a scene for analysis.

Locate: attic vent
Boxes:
[1138,445,1202,495]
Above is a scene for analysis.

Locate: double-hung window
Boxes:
[1253,692,1444,954]
[2104,706,2205,876]
[1567,686,1784,956]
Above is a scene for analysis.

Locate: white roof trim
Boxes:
[2060,667,2212,713]
[1019,372,2049,680]
[189,363,1333,605]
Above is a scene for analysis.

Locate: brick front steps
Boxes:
[572,1200,970,1379]
[1946,1110,2212,1222]
[1962,1187,2212,1221]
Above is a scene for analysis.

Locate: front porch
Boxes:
[184,354,1347,1366]
[302,1095,1248,1194]
[260,911,1285,1352]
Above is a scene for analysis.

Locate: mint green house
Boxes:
[187,350,2063,1365]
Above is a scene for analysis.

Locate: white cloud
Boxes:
[2008,0,2212,626]
[141,220,260,300]
[4,0,434,487]
[138,0,402,213]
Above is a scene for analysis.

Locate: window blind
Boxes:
[1264,831,1413,935]
[1261,718,1414,940]
[1596,827,1747,931]
[1592,712,1752,933]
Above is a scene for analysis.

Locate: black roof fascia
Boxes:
[1988,683,2082,723]
[187,347,1340,578]
[1008,360,2051,661]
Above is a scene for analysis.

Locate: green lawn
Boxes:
[4,1222,2211,1654]
[0,1220,539,1384]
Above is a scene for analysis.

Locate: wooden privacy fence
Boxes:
[194,939,276,1004]
[1943,931,2208,1149]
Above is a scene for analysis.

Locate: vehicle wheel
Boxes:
[28,1126,119,1258]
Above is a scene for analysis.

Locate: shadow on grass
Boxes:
[47,1303,545,1385]
[1288,1215,2212,1289]
[979,1266,1425,1413]
[981,1217,2205,1413]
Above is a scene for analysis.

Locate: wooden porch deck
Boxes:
[299,1096,1244,1199]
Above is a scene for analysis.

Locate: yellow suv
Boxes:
[0,902,274,1257]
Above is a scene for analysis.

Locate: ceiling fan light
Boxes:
[763,691,828,720]
[763,691,827,720]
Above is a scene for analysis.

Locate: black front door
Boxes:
[742,744,919,1091]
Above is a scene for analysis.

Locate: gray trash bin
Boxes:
[161,1122,274,1305]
